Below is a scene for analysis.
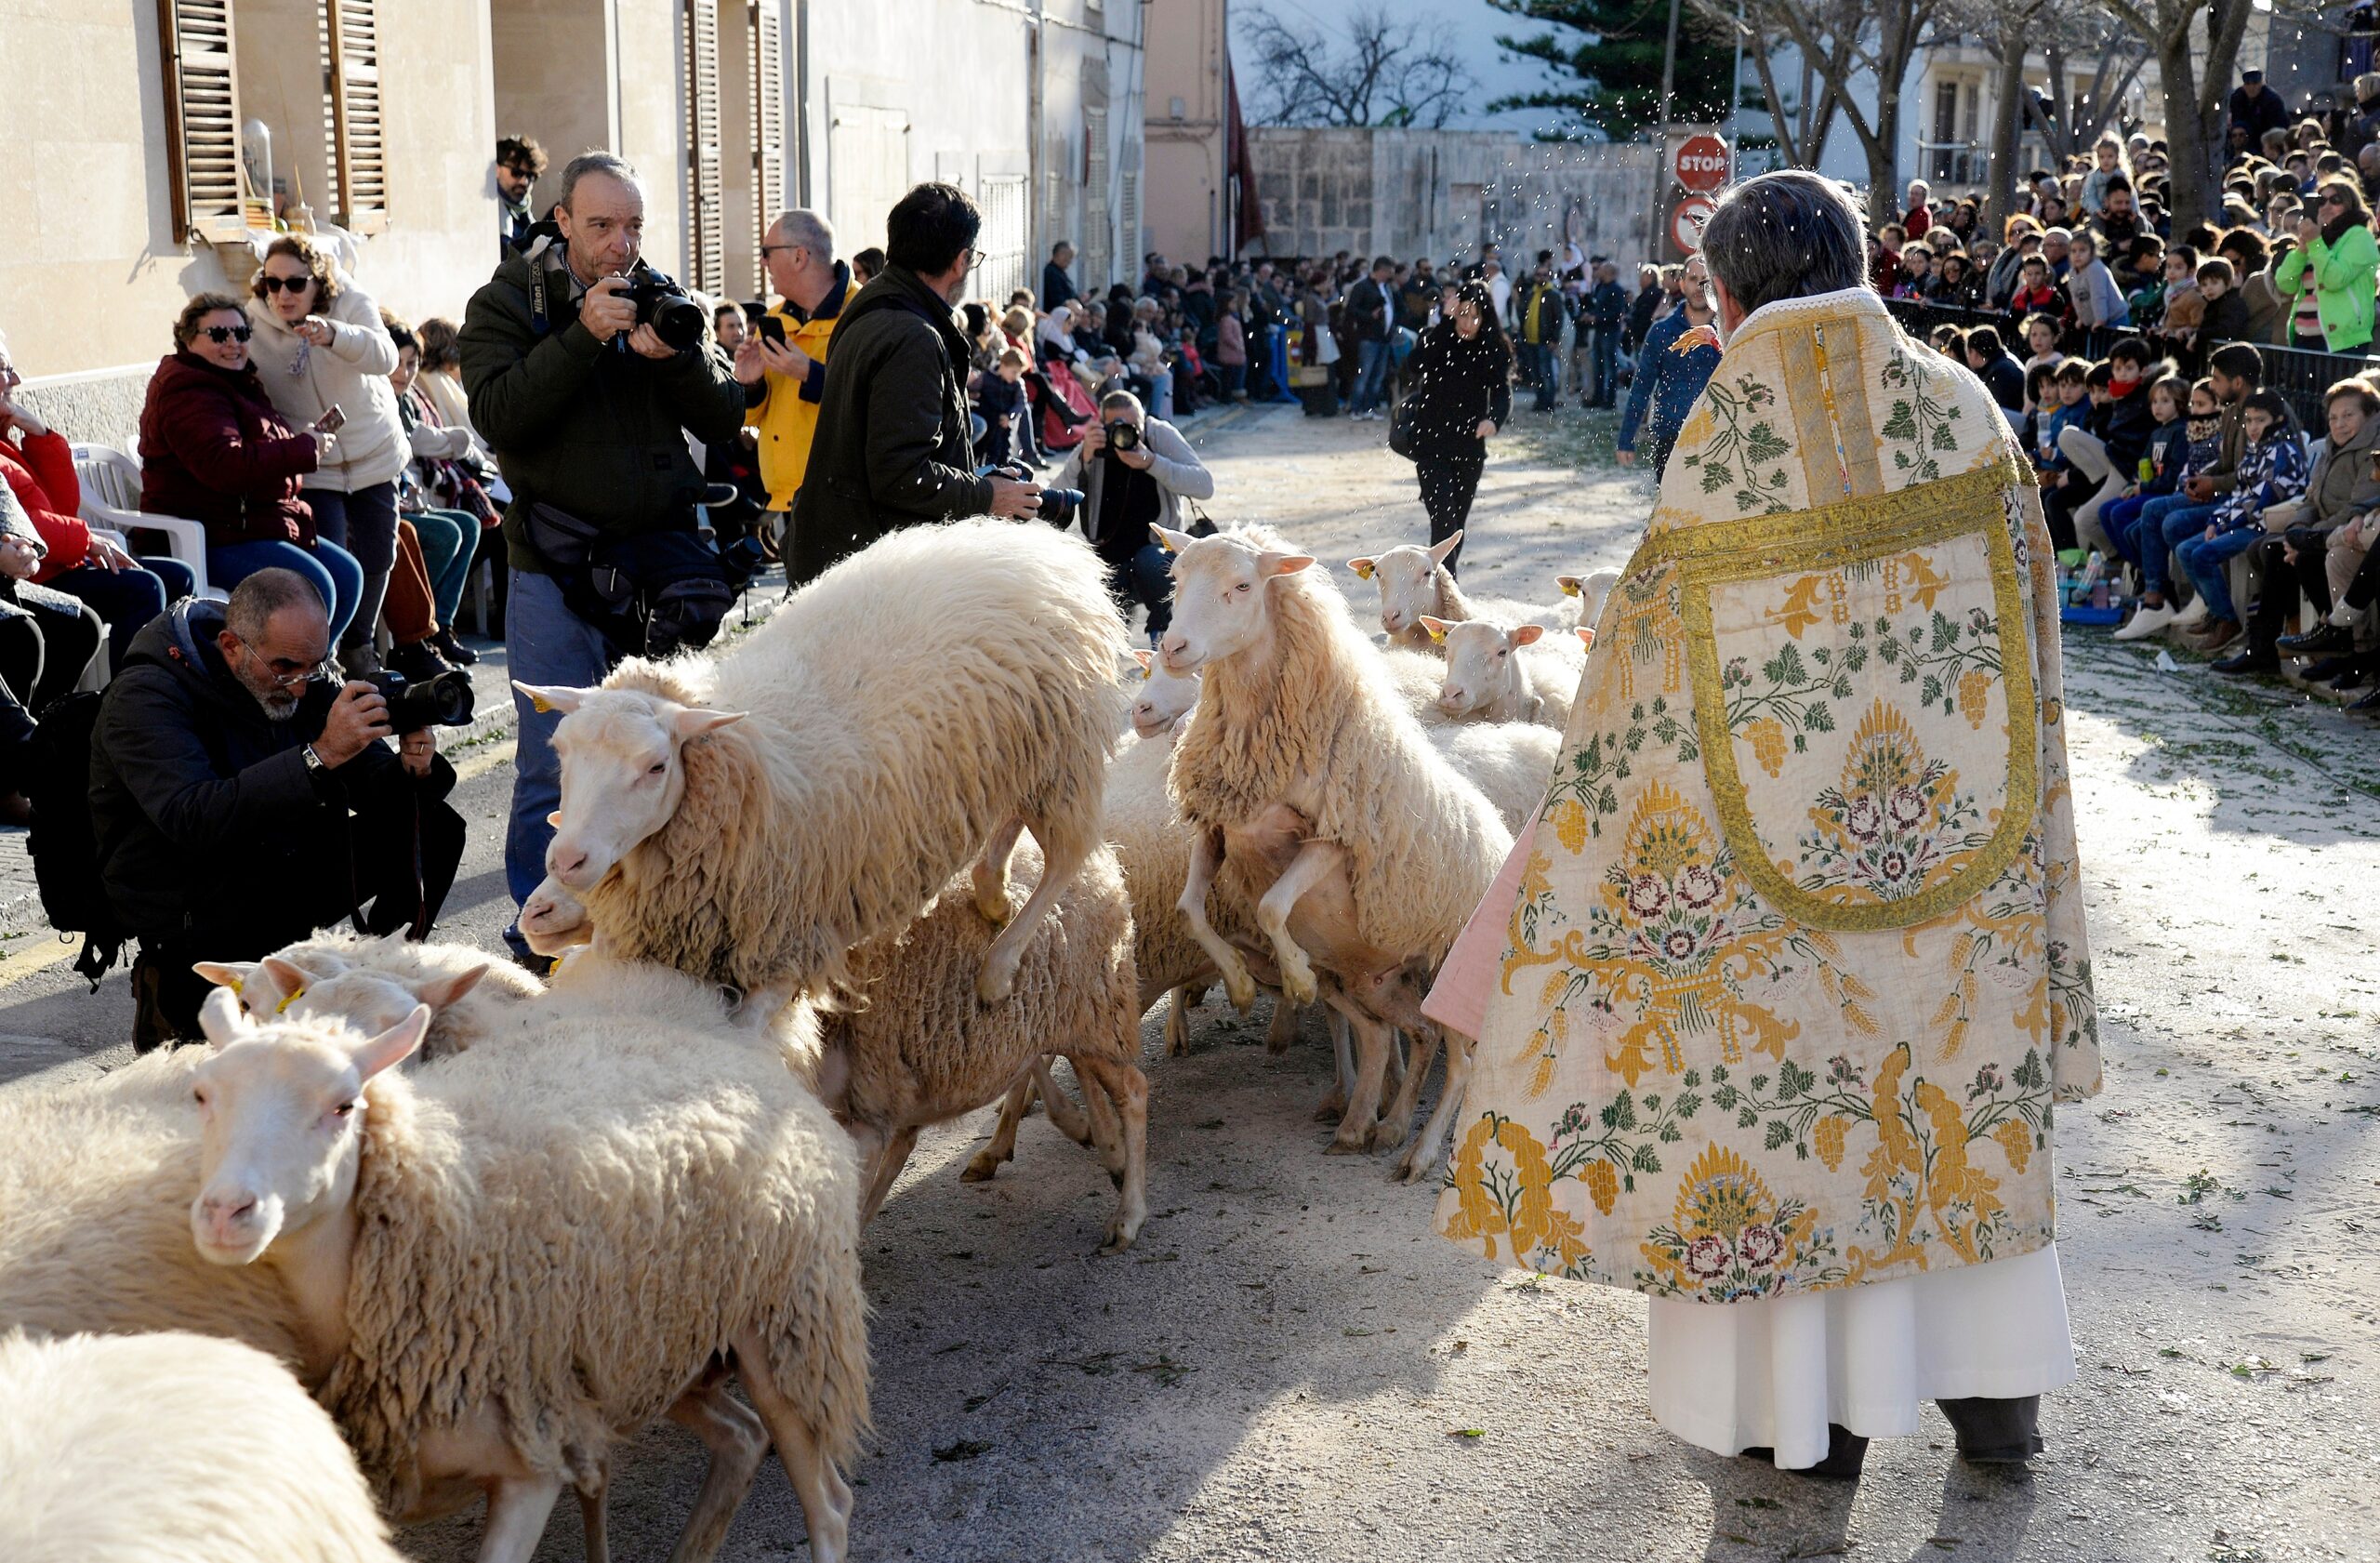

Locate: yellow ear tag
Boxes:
[1426,625,1445,643]
[275,987,305,1015]
[227,975,244,994]
[1559,578,1579,597]
[1351,560,1374,579]
[528,693,554,714]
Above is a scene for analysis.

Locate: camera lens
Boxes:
[649,295,707,352]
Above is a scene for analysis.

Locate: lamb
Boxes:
[1347,529,1577,653]
[195,928,545,1059]
[1554,566,1622,628]
[183,958,870,1563]
[1157,523,1513,1181]
[524,517,1127,1011]
[0,1329,405,1563]
[1422,616,1588,730]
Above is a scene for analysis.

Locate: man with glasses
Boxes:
[89,568,464,1050]
[790,181,1043,585]
[737,208,850,533]
[494,135,547,259]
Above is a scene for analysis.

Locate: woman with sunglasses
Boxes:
[2275,178,2379,353]
[137,293,363,641]
[243,235,408,676]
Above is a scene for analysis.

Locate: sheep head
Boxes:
[1352,531,1461,637]
[1153,526,1314,676]
[516,682,746,892]
[1431,618,1540,719]
[520,875,596,957]
[1128,647,1200,738]
[196,944,491,1040]
[186,989,429,1265]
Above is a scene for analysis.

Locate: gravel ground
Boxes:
[4,402,2375,1563]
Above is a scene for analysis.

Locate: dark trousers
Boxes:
[1590,328,1621,406]
[1416,454,1486,576]
[2247,532,2331,652]
[0,584,101,710]
[307,481,401,656]
[47,559,197,671]
[1106,542,1173,639]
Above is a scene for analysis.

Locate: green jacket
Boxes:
[2274,225,2379,352]
[458,249,747,572]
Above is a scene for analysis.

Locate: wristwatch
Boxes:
[301,743,328,776]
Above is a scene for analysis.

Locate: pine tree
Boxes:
[1490,0,1737,142]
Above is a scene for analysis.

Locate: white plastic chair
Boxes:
[68,442,221,602]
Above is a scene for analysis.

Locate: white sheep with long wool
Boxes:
[182,952,870,1563]
[1346,530,1578,653]
[1422,616,1588,729]
[522,518,1126,1011]
[1157,522,1513,1180]
[0,1328,405,1563]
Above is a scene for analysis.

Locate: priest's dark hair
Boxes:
[1700,170,1871,319]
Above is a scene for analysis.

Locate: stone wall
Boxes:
[1247,128,1663,268]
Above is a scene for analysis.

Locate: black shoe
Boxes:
[1739,1424,1870,1479]
[2351,687,2380,713]
[429,627,480,667]
[385,640,455,683]
[2213,648,2280,675]
[2331,664,2371,691]
[2278,622,2354,656]
[2301,656,2358,682]
[1937,1396,2043,1465]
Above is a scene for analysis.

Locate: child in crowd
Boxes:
[2098,376,2202,576]
[2175,390,2307,651]
[2008,256,2061,322]
[2195,258,2252,346]
[2037,361,2096,549]
[975,345,1029,465]
[2158,246,2204,347]
[1216,292,1249,400]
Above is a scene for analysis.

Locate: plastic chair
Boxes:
[68,443,221,601]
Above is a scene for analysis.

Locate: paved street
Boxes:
[4,404,2376,1562]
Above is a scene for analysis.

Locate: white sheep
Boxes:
[523,517,1127,1011]
[196,929,544,1058]
[1346,529,1577,653]
[0,1329,405,1563]
[1421,616,1587,730]
[1157,523,1513,1181]
[1427,721,1562,833]
[184,957,870,1563]
[1554,566,1622,627]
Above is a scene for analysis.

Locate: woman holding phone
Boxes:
[245,235,407,677]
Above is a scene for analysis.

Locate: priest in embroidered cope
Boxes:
[1424,172,2102,1477]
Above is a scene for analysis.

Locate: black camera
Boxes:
[1036,486,1087,528]
[615,269,707,352]
[366,669,476,735]
[1104,419,1143,454]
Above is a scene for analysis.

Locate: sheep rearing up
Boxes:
[1346,529,1576,654]
[0,1329,406,1563]
[525,518,1127,1010]
[184,979,868,1563]
[1157,523,1513,1179]
[1422,616,1585,730]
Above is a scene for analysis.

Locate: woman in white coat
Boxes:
[244,235,408,675]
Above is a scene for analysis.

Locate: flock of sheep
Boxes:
[0,516,1615,1563]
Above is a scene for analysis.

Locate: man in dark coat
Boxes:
[789,181,1042,584]
[90,570,463,1050]
[2229,69,2292,143]
[1041,240,1079,314]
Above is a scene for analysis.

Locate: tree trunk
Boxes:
[2157,26,2208,229]
[1988,38,2030,227]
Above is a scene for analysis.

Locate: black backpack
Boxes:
[25,691,126,987]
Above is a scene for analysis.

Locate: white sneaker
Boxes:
[2172,596,2212,630]
[2112,601,2179,642]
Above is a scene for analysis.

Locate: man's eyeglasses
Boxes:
[760,243,803,258]
[256,274,313,296]
[245,646,334,688]
[201,325,254,345]
[964,247,985,271]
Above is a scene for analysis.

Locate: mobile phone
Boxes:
[313,404,347,434]
[756,316,787,348]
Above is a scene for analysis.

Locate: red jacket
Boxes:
[137,352,317,547]
[0,428,90,579]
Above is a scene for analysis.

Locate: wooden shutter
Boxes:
[1118,166,1140,278]
[325,0,388,234]
[750,0,786,296]
[157,0,248,243]
[1082,106,1109,290]
[684,0,724,293]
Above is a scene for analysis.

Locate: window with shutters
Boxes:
[158,0,250,243]
[978,174,1029,304]
[748,0,786,296]
[1118,166,1140,278]
[827,102,910,257]
[1082,106,1110,290]
[684,0,725,292]
[324,0,386,234]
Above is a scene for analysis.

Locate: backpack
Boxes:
[24,692,126,988]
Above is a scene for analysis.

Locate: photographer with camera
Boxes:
[459,151,746,961]
[88,569,465,1050]
[1051,390,1213,642]
[791,182,1044,585]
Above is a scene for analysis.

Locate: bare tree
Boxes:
[2089,0,2256,229]
[1688,0,1847,168]
[1732,0,1947,205]
[1239,6,1477,130]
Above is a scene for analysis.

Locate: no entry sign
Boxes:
[1674,134,1730,193]
[1671,195,1717,253]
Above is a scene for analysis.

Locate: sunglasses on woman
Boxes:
[202,325,254,344]
[256,274,314,295]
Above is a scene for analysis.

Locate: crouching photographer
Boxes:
[88,569,466,1050]
[1052,391,1214,642]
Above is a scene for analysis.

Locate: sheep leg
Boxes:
[1073,1054,1151,1252]
[978,826,1094,1004]
[476,1474,566,1563]
[730,1327,854,1563]
[1162,984,1203,1056]
[1030,1055,1098,1146]
[1263,995,1302,1054]
[971,817,1026,925]
[1395,1027,1474,1185]
[1316,1008,1355,1122]
[857,1126,919,1225]
[1325,1005,1397,1156]
[962,1073,1039,1183]
[1253,840,1342,1007]
[1369,1023,1441,1157]
[579,1482,608,1563]
[1177,827,1257,1011]
[663,1371,770,1563]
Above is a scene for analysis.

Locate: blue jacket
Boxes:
[2211,430,2308,531]
[1617,310,1720,457]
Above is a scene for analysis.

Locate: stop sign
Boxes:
[1674,134,1730,193]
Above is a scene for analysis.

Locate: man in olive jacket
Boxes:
[457,151,746,959]
[788,181,1041,586]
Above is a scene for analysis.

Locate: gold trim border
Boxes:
[1646,457,2041,934]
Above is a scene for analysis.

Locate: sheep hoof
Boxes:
[1391,1149,1435,1185]
[1367,1118,1411,1155]
[1164,1010,1191,1057]
[1313,1091,1347,1122]
[975,960,1018,1005]
[1100,1219,1142,1254]
[959,1154,1002,1183]
[1279,962,1318,1008]
[1324,1133,1368,1155]
[974,893,1012,928]
[1222,968,1258,1013]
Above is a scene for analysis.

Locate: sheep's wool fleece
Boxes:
[1168,528,1513,969]
[0,1330,403,1563]
[323,967,868,1511]
[0,1052,300,1363]
[588,517,1125,998]
[1436,288,2101,1302]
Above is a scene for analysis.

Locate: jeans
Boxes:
[305,482,400,653]
[1416,455,1486,575]
[1590,327,1620,406]
[2133,495,2219,594]
[1265,325,1298,403]
[2054,427,2121,553]
[1106,543,1173,640]
[2176,525,2262,622]
[408,509,478,626]
[1523,342,1558,410]
[1223,362,1247,398]
[206,538,365,643]
[2098,493,2152,569]
[1350,339,1393,416]
[0,583,99,710]
[504,567,617,954]
[47,557,196,670]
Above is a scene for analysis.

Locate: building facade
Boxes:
[1144,0,1233,268]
